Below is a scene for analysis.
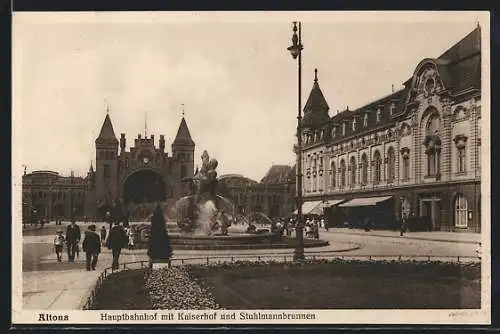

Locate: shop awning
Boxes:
[323,199,345,207]
[293,201,322,215]
[338,196,393,208]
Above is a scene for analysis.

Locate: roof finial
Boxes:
[144,111,148,138]
[181,103,185,117]
[346,105,349,111]
[105,98,110,114]
[314,68,318,83]
[392,84,395,93]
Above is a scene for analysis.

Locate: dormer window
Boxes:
[342,122,346,136]
[390,102,396,116]
[363,113,368,127]
[352,118,357,131]
[376,108,382,123]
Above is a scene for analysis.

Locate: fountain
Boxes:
[132,150,330,250]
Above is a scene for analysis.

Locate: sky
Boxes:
[13,11,487,182]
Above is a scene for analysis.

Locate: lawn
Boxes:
[91,261,480,310]
[188,262,481,309]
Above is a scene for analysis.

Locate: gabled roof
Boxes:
[95,114,118,144]
[303,70,330,128]
[172,117,195,146]
[260,165,293,184]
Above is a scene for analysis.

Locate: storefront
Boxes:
[337,196,396,229]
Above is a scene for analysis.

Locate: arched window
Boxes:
[361,154,368,184]
[454,194,468,228]
[330,161,336,188]
[340,159,346,188]
[373,150,381,184]
[349,156,356,186]
[426,114,440,136]
[387,147,395,182]
[424,113,441,177]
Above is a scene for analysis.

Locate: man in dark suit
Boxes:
[82,225,101,271]
[107,221,127,270]
[65,221,81,262]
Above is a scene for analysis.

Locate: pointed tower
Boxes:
[302,69,330,129]
[95,113,119,207]
[172,117,195,194]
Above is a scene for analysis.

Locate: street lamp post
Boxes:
[288,21,305,261]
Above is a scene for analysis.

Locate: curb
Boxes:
[77,272,103,310]
[334,231,480,245]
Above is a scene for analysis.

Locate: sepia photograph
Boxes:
[12,11,490,325]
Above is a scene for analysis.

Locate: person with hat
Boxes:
[53,229,65,262]
[82,224,101,271]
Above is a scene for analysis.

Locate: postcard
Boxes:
[12,10,490,325]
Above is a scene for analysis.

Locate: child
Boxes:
[54,230,65,262]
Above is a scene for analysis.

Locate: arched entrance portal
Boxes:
[123,170,167,205]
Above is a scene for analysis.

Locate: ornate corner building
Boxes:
[300,26,481,232]
[22,115,195,222]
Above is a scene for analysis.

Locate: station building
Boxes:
[299,26,482,232]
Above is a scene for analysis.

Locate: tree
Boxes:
[148,204,173,262]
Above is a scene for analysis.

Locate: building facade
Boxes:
[300,27,481,232]
[218,165,296,219]
[22,114,195,222]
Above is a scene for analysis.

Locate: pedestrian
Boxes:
[127,226,135,249]
[400,213,408,236]
[100,226,107,246]
[313,221,320,239]
[65,220,81,262]
[107,221,128,270]
[364,217,371,232]
[82,224,101,271]
[53,229,65,262]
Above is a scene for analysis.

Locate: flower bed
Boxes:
[144,267,223,310]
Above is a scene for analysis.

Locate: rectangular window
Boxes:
[458,147,466,173]
[427,154,436,176]
[403,156,409,180]
[103,164,110,180]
